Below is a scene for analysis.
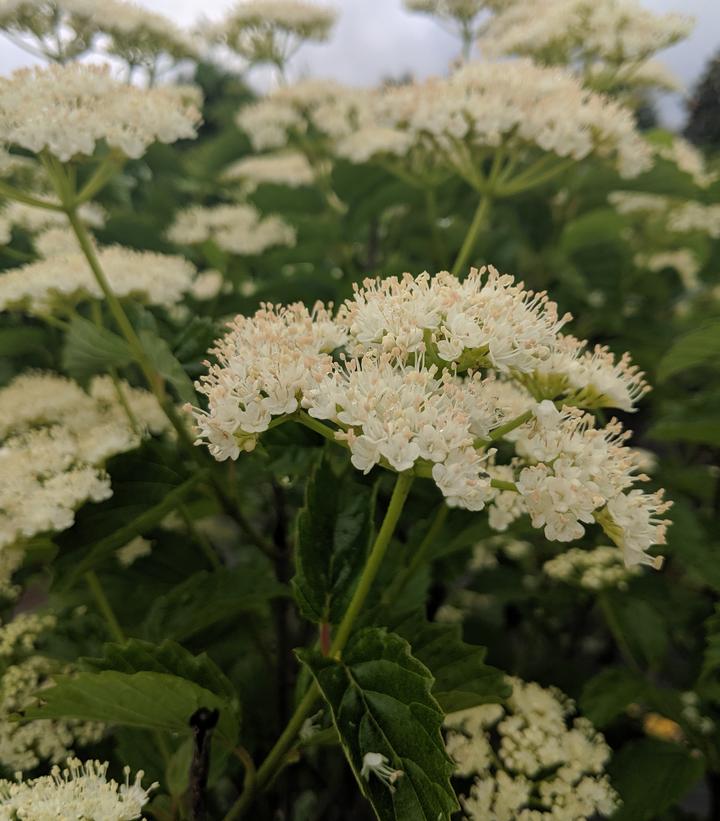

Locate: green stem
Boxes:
[85,570,125,642]
[450,192,492,277]
[223,472,414,820]
[331,471,414,654]
[0,179,65,211]
[381,502,448,606]
[475,409,533,447]
[498,157,575,197]
[75,154,124,204]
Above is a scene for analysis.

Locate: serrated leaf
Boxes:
[61,315,133,380]
[80,638,238,706]
[608,739,704,821]
[657,319,720,382]
[298,627,458,821]
[144,563,287,642]
[579,667,647,728]
[22,670,239,746]
[138,328,196,404]
[292,455,375,624]
[392,614,510,713]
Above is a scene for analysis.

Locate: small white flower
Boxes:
[360,752,404,792]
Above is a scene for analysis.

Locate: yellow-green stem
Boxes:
[451,192,492,277]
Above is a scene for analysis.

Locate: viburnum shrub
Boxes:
[0,1,718,819]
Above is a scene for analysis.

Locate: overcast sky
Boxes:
[1,0,717,128]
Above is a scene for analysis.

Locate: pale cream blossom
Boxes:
[203,0,336,69]
[0,758,155,818]
[223,150,316,189]
[478,0,693,89]
[0,613,104,773]
[0,245,196,315]
[0,372,169,551]
[446,678,619,820]
[167,203,296,255]
[332,60,653,181]
[544,545,642,590]
[0,63,201,162]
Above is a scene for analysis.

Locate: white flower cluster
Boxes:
[0,245,197,315]
[332,60,653,180]
[236,79,356,151]
[405,0,489,25]
[204,0,336,65]
[635,250,700,291]
[478,0,693,73]
[0,372,168,552]
[0,612,104,772]
[611,191,720,239]
[93,0,198,64]
[655,137,717,188]
[544,545,641,590]
[167,203,296,255]
[192,301,344,459]
[190,269,227,301]
[0,758,156,819]
[0,201,104,246]
[223,150,315,190]
[192,267,668,568]
[0,0,100,60]
[445,678,620,821]
[0,63,201,162]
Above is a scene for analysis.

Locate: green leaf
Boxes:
[57,470,205,585]
[22,670,239,746]
[608,739,704,821]
[292,454,375,624]
[560,208,627,255]
[138,328,196,404]
[604,593,668,668]
[391,614,510,713]
[657,319,720,382]
[61,315,133,380]
[80,638,238,707]
[579,667,647,728]
[298,628,459,821]
[144,563,287,642]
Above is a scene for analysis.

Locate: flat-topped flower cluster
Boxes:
[236,60,653,184]
[191,266,670,570]
[445,678,620,820]
[0,245,197,315]
[0,63,201,162]
[0,757,155,819]
[0,372,168,554]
